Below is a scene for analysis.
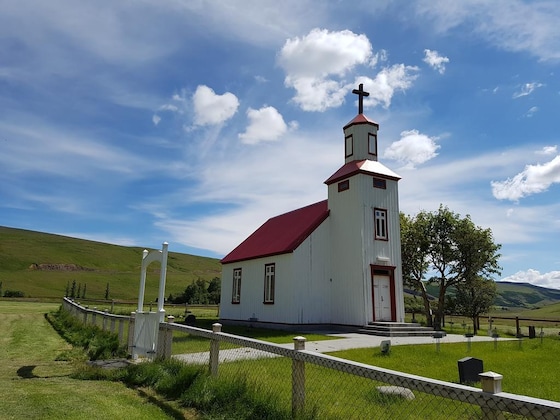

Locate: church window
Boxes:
[373,178,386,189]
[374,208,388,240]
[232,268,242,304]
[368,133,377,156]
[264,263,275,303]
[345,134,353,158]
[338,180,349,192]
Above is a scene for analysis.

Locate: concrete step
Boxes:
[360,322,436,337]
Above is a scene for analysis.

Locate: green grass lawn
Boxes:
[0,301,183,419]
[330,337,560,402]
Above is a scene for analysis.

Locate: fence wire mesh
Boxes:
[63,298,560,419]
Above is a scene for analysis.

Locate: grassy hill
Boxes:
[494,281,560,309]
[417,281,560,312]
[0,226,221,300]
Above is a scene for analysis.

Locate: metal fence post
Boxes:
[479,371,505,420]
[292,336,306,418]
[209,323,222,377]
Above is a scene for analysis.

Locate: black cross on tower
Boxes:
[352,83,369,114]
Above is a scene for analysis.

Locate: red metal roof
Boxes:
[343,113,379,129]
[221,200,329,264]
[324,160,401,185]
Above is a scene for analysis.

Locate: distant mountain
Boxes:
[0,226,222,300]
[494,281,560,309]
[412,281,560,311]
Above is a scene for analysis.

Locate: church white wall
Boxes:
[220,219,331,325]
[328,180,369,326]
[327,172,405,325]
[290,219,331,324]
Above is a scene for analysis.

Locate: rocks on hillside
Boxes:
[28,263,94,271]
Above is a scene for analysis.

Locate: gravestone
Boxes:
[458,357,483,384]
[528,326,536,339]
[380,340,391,354]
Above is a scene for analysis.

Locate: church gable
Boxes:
[221,200,329,264]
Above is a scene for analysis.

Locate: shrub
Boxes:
[3,290,25,298]
[47,306,127,360]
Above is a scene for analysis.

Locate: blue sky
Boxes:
[1,1,560,289]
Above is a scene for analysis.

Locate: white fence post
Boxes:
[292,336,306,418]
[156,316,175,360]
[118,319,125,346]
[128,312,136,355]
[479,371,505,420]
[209,323,222,377]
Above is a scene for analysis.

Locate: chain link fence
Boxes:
[63,298,560,419]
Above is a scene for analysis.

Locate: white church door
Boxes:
[371,267,395,322]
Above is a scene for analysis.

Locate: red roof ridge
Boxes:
[221,200,329,264]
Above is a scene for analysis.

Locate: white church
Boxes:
[220,85,406,330]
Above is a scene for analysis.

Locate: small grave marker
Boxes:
[458,357,483,384]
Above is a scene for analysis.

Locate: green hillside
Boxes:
[494,281,560,309]
[0,226,221,300]
[420,281,560,312]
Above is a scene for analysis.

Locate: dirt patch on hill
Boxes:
[28,263,95,272]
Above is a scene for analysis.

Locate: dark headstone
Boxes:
[458,357,483,384]
[185,314,196,326]
[528,326,536,339]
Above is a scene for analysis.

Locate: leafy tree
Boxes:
[170,277,222,304]
[0,281,3,297]
[77,283,82,299]
[451,276,497,334]
[105,283,110,300]
[401,205,501,330]
[70,280,77,298]
[82,284,87,299]
[207,277,221,304]
[400,212,433,326]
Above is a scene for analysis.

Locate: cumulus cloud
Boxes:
[537,145,557,155]
[239,106,295,145]
[359,65,419,109]
[501,269,560,290]
[512,82,544,99]
[491,155,560,201]
[192,85,239,126]
[152,114,161,125]
[278,28,373,111]
[383,129,440,168]
[423,49,450,74]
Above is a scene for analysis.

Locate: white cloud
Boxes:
[513,82,544,99]
[537,145,558,155]
[524,106,539,117]
[383,130,440,169]
[423,49,450,74]
[239,106,293,144]
[152,114,161,125]
[192,85,239,126]
[501,269,560,290]
[491,155,560,201]
[414,0,560,61]
[359,65,419,109]
[278,28,373,111]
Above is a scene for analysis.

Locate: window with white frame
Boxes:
[264,263,275,303]
[374,208,388,240]
[232,268,242,304]
[345,135,353,158]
